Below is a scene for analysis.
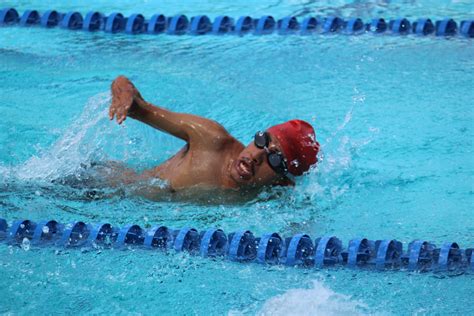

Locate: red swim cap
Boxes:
[267,119,320,176]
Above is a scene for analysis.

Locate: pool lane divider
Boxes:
[1,8,473,38]
[0,218,472,273]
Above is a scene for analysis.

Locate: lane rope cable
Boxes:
[1,8,473,38]
[0,218,472,273]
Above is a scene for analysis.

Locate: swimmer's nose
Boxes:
[251,149,266,165]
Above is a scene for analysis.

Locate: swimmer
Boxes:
[108,75,320,200]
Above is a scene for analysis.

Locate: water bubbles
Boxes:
[148,178,169,189]
[368,127,380,133]
[352,87,366,104]
[352,94,366,103]
[290,159,300,168]
[303,139,318,148]
[42,226,50,234]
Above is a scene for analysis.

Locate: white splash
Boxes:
[21,237,31,251]
[295,91,379,206]
[0,165,10,183]
[15,92,113,181]
[255,281,368,316]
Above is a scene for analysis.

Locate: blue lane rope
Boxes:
[0,218,472,273]
[1,8,473,38]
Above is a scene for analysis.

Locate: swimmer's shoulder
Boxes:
[190,120,240,150]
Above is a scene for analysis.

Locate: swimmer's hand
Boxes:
[109,76,144,124]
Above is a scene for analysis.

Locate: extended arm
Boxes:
[109,76,231,146]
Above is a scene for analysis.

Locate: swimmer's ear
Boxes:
[273,176,295,187]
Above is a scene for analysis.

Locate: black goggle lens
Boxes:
[254,131,269,149]
[254,131,288,175]
[268,152,287,173]
[267,152,280,166]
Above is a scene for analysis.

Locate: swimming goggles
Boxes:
[254,131,288,175]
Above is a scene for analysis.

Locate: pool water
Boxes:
[1,0,473,314]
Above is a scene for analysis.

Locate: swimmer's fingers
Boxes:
[109,98,117,121]
[110,90,131,124]
[110,79,122,121]
[113,103,124,124]
[110,76,138,124]
[109,97,126,124]
[117,106,128,124]
[117,97,134,124]
[109,95,125,123]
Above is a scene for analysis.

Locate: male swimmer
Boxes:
[107,76,320,200]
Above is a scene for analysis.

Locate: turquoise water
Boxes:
[1,0,473,314]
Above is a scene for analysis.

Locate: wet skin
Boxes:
[108,76,292,200]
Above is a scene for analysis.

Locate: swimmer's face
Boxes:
[230,132,290,187]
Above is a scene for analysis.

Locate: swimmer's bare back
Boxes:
[108,76,244,199]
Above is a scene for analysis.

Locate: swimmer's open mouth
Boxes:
[236,158,254,179]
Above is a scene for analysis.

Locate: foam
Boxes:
[255,280,368,316]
